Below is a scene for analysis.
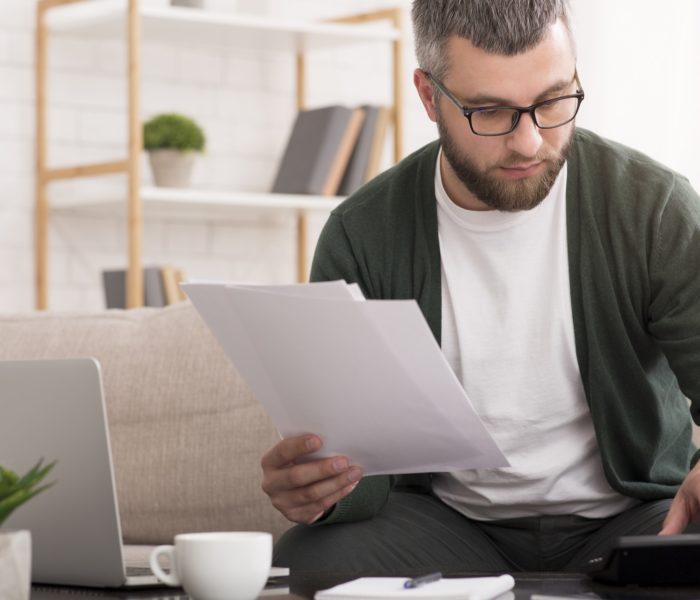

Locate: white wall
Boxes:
[572,0,700,188]
[0,0,697,312]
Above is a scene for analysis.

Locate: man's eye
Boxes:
[477,109,503,119]
[537,98,568,113]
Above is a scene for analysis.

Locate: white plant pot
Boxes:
[0,530,31,600]
[171,0,205,8]
[148,149,197,188]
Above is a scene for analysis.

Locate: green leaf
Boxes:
[0,467,19,493]
[143,113,206,152]
[0,489,32,523]
[0,459,56,527]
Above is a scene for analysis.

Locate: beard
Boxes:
[436,107,574,212]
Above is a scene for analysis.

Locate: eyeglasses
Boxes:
[426,70,585,136]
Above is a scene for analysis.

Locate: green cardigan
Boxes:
[310,128,700,525]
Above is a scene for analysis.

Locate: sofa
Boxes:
[0,301,292,559]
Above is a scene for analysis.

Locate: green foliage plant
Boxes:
[143,113,206,153]
[0,460,56,527]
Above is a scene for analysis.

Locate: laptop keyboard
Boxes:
[126,566,158,577]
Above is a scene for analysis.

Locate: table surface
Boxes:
[31,571,700,600]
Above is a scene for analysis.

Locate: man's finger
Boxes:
[275,467,362,510]
[659,495,689,536]
[263,456,359,496]
[285,481,359,525]
[261,435,321,469]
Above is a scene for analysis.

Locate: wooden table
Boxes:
[32,571,700,599]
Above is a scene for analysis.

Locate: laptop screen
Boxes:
[1,358,128,587]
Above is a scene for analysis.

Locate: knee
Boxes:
[274,523,349,572]
[274,519,408,573]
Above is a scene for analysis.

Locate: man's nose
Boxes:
[505,112,543,158]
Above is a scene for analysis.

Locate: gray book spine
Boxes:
[102,270,126,309]
[143,267,166,308]
[102,267,166,309]
[271,105,355,195]
[337,105,379,196]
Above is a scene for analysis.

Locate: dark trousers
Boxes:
[274,491,683,573]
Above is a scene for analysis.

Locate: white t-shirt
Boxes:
[432,151,637,520]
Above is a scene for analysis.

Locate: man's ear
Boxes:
[414,68,438,122]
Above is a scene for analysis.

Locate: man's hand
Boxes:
[261,434,363,525]
[659,461,700,535]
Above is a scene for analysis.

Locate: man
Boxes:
[262,0,700,573]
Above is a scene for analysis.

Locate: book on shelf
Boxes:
[271,105,365,196]
[364,105,390,182]
[102,266,186,309]
[160,266,187,305]
[337,105,390,196]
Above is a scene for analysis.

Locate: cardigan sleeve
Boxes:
[310,213,368,293]
[646,174,700,467]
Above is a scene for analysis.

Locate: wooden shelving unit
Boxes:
[35,0,404,309]
[51,186,343,219]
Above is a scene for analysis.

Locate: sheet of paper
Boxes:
[315,575,515,600]
[185,278,363,300]
[182,281,508,475]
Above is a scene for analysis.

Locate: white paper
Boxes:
[182,280,508,475]
[529,595,598,600]
[315,575,515,600]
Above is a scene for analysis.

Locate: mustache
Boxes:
[497,153,559,169]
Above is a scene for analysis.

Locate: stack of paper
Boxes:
[182,280,508,475]
[315,575,515,600]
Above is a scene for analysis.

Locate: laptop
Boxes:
[1,358,170,589]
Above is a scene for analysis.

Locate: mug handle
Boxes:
[149,545,180,587]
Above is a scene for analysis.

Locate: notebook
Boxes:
[0,358,289,590]
[315,574,515,600]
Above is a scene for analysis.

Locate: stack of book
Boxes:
[102,266,186,309]
[271,104,390,197]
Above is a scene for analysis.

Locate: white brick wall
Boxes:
[1,0,698,313]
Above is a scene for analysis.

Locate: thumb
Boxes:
[659,494,689,536]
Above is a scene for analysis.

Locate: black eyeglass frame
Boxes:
[425,70,585,137]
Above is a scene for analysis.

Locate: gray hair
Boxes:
[412,0,573,81]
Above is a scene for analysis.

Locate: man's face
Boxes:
[416,20,578,211]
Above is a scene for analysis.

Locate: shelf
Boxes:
[51,185,343,221]
[36,0,403,307]
[46,1,400,51]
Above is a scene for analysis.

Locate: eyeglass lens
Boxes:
[471,96,580,135]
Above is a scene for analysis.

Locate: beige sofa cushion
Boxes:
[0,302,291,543]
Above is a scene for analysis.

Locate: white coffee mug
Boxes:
[150,531,272,600]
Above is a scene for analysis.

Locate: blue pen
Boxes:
[404,572,442,589]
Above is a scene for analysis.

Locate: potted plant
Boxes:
[143,113,206,188]
[0,460,55,600]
